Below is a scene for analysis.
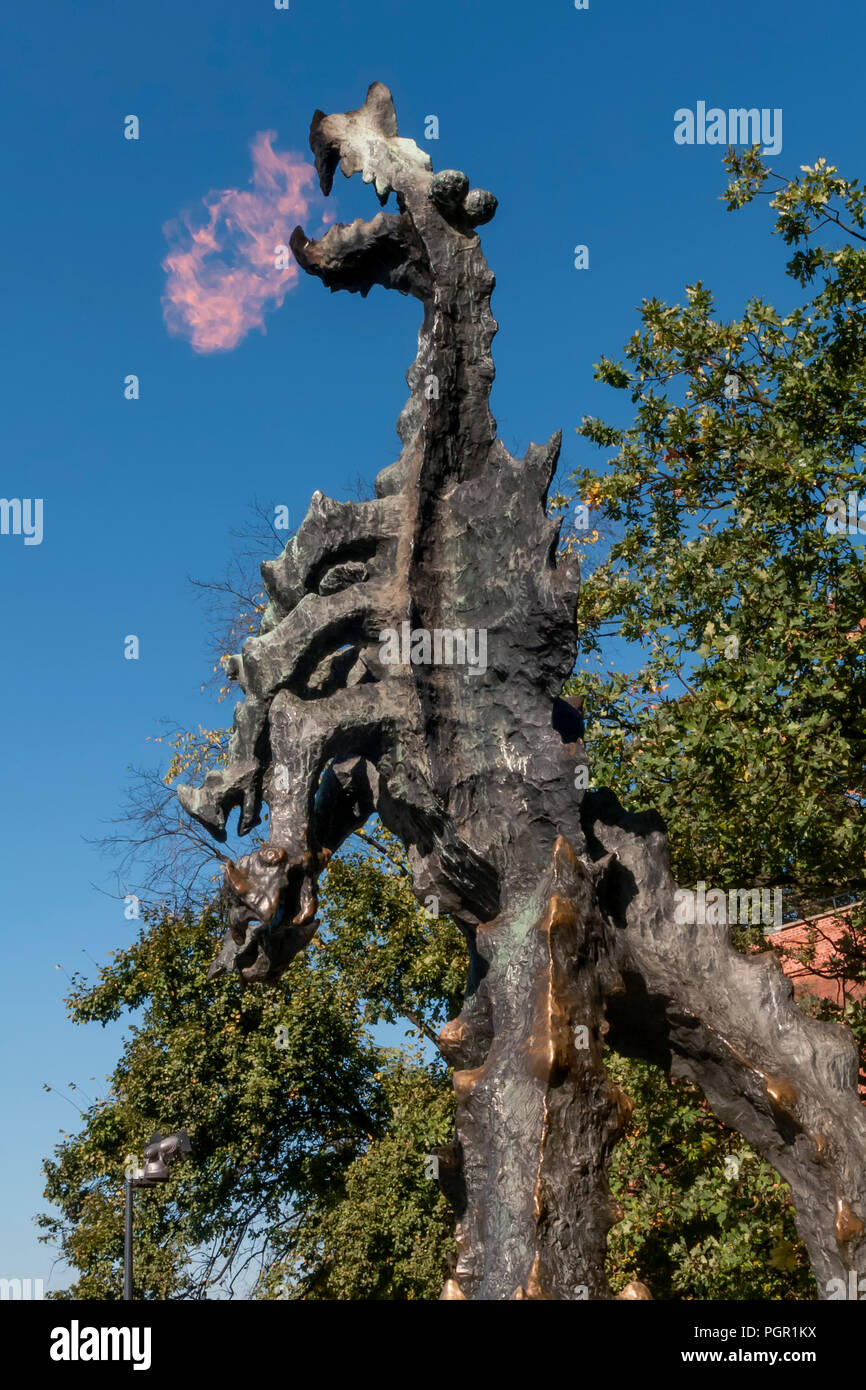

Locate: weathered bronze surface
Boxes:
[177,83,866,1298]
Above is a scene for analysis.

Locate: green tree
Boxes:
[562,148,866,1295]
[605,1053,814,1299]
[571,150,866,900]
[39,843,459,1301]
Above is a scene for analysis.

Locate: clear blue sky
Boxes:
[2,0,864,1291]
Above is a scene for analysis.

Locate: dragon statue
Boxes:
[177,82,866,1301]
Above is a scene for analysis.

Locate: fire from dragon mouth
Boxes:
[161,130,334,353]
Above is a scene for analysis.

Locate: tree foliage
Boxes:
[571,150,866,899]
[39,844,458,1300]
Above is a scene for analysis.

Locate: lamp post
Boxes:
[123,1130,191,1301]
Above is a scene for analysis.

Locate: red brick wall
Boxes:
[764,909,865,1095]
